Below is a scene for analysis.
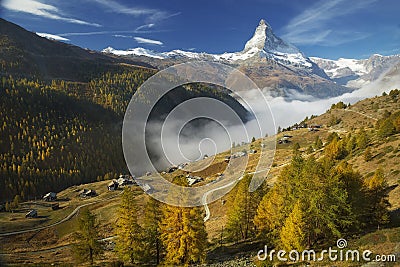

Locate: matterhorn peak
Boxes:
[243,19,300,54]
[258,19,269,27]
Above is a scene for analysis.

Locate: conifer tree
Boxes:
[159,177,207,265]
[115,188,143,264]
[345,134,356,155]
[314,135,323,150]
[365,168,390,227]
[72,207,103,265]
[226,175,262,242]
[394,115,400,132]
[254,185,286,241]
[226,177,248,242]
[279,202,307,251]
[333,162,368,231]
[356,128,368,149]
[324,136,347,160]
[160,203,207,265]
[142,196,162,264]
[12,194,21,208]
[377,119,396,137]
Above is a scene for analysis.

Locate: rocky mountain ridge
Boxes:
[102,19,349,98]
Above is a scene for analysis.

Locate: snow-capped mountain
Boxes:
[310,54,400,88]
[244,19,298,53]
[102,19,349,98]
[215,19,313,68]
[103,20,312,68]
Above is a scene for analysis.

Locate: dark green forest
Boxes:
[0,68,155,201]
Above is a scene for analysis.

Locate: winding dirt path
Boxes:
[0,191,123,237]
[345,109,378,121]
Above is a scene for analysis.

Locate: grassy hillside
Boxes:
[0,90,399,266]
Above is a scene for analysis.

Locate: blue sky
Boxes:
[1,0,399,59]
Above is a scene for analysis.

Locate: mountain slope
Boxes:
[102,19,350,98]
[0,18,154,81]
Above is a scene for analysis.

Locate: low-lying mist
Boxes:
[265,70,400,129]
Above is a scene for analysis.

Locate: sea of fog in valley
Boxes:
[143,68,400,173]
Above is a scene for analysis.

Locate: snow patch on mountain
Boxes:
[102,47,164,59]
[36,32,69,42]
[309,57,367,78]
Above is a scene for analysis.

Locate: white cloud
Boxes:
[135,23,155,31]
[58,28,168,37]
[113,34,132,38]
[2,0,100,27]
[91,0,156,16]
[282,0,377,46]
[36,32,70,41]
[147,12,181,23]
[91,0,180,23]
[59,31,110,37]
[134,37,163,46]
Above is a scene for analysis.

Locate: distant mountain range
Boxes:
[104,20,313,68]
[102,20,349,98]
[310,54,400,88]
[103,19,400,98]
